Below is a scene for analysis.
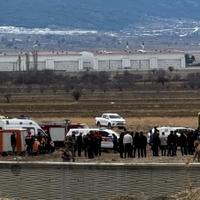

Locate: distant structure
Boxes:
[0,50,186,72]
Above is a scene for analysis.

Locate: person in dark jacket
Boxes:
[77,133,83,157]
[10,132,17,155]
[187,131,195,155]
[112,134,118,153]
[82,135,88,157]
[133,132,140,158]
[167,131,177,156]
[167,131,173,156]
[119,132,124,158]
[152,132,160,156]
[140,132,147,158]
[25,131,33,155]
[94,131,102,156]
[179,132,187,156]
[87,131,94,159]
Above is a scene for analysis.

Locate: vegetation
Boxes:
[0,69,199,118]
[72,89,82,101]
[0,69,200,96]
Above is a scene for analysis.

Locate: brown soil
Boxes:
[1,89,200,118]
[35,116,197,131]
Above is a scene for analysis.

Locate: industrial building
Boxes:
[0,51,186,72]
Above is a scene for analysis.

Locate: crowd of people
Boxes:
[62,131,102,161]
[149,127,200,159]
[10,130,55,155]
[62,127,200,162]
[25,131,55,155]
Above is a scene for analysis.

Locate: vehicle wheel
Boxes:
[97,122,101,127]
[107,123,112,129]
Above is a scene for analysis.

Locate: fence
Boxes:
[0,162,200,200]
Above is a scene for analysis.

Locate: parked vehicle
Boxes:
[66,128,119,149]
[95,113,126,128]
[41,120,88,146]
[0,118,47,137]
[0,128,27,154]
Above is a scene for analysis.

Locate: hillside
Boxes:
[0,0,200,30]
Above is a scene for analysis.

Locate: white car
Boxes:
[66,128,119,149]
[95,113,126,128]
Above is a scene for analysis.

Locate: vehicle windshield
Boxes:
[109,115,121,119]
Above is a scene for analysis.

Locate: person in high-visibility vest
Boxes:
[32,138,40,155]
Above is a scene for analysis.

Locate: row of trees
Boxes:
[0,69,199,102]
[0,69,198,89]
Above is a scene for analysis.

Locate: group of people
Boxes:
[10,130,55,155]
[62,131,102,161]
[149,127,200,159]
[25,131,54,155]
[118,131,147,158]
[118,127,200,161]
[62,127,200,162]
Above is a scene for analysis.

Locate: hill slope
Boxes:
[0,0,200,30]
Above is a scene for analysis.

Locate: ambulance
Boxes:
[0,128,27,154]
[0,118,47,137]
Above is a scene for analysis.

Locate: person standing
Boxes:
[160,132,167,156]
[119,132,124,158]
[167,131,174,156]
[25,131,33,155]
[87,132,94,159]
[82,134,88,157]
[133,132,140,158]
[179,132,187,156]
[112,134,118,153]
[152,132,160,156]
[187,131,195,155]
[71,132,77,158]
[123,132,133,158]
[64,136,75,162]
[77,133,83,157]
[140,132,147,158]
[10,132,17,155]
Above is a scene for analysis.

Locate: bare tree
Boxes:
[155,69,169,86]
[4,94,11,103]
[72,89,82,101]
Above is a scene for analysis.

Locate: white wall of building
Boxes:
[0,51,186,72]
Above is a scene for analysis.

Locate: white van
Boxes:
[66,128,119,149]
[0,118,47,137]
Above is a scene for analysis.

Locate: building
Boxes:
[0,50,186,72]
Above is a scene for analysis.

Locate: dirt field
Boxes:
[1,89,200,119]
[35,116,198,131]
[0,89,198,130]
